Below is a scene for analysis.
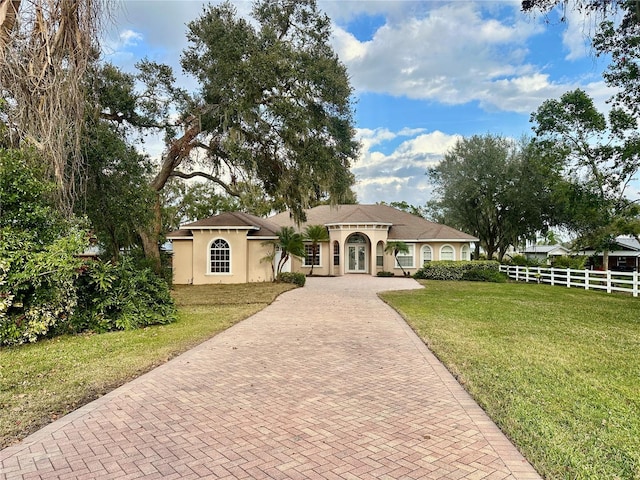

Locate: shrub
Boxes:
[462,269,508,283]
[551,255,586,269]
[69,257,177,333]
[504,254,540,267]
[414,261,500,281]
[377,271,394,277]
[277,272,306,287]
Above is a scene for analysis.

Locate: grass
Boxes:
[0,282,294,449]
[380,281,640,480]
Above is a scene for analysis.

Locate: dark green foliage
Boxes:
[0,149,89,345]
[551,255,586,269]
[461,269,508,283]
[70,258,176,333]
[377,271,394,277]
[427,135,565,261]
[414,261,501,281]
[503,254,540,267]
[277,272,306,287]
[0,148,176,346]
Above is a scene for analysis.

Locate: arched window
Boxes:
[421,245,432,266]
[461,245,470,261]
[440,245,455,261]
[209,238,231,273]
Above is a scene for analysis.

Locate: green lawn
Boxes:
[380,281,640,480]
[0,282,294,449]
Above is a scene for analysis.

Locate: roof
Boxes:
[614,236,640,251]
[167,212,280,239]
[521,245,570,255]
[269,204,478,242]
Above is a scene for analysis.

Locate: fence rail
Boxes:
[499,265,639,297]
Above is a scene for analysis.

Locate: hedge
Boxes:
[277,272,306,287]
[413,261,501,281]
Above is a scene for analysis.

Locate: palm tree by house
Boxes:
[304,224,329,276]
[385,240,410,276]
[274,226,305,276]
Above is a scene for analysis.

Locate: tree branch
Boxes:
[170,170,241,197]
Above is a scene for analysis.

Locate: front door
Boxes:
[348,244,367,272]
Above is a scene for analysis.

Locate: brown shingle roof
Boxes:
[171,212,280,237]
[269,205,478,242]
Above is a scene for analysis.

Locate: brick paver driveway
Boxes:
[1,276,541,480]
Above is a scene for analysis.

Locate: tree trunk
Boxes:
[139,194,163,274]
[603,250,610,271]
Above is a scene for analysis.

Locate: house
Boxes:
[167,204,478,284]
[576,236,640,271]
[519,244,570,265]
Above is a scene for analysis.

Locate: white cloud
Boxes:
[352,129,460,204]
[329,2,592,113]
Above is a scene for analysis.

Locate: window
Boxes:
[209,238,230,273]
[396,245,414,268]
[376,242,384,267]
[333,241,340,266]
[303,244,321,266]
[440,245,455,261]
[421,245,432,266]
[461,245,470,261]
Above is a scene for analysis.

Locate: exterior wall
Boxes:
[246,239,276,282]
[191,230,249,284]
[327,225,390,276]
[171,240,194,284]
[297,242,331,276]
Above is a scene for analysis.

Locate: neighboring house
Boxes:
[576,236,640,271]
[167,204,478,284]
[519,244,570,265]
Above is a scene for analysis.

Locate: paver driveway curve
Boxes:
[1,276,541,480]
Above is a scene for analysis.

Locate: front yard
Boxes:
[381,281,640,480]
[0,282,294,448]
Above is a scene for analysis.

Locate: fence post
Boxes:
[515,266,520,282]
[634,271,638,298]
[525,267,529,283]
[585,269,589,291]
[607,270,612,294]
[567,268,571,288]
[551,267,555,286]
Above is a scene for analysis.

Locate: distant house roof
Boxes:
[614,236,640,251]
[269,204,478,242]
[167,212,280,239]
[521,245,570,255]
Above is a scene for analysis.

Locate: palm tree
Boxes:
[385,241,410,276]
[274,226,305,276]
[304,224,329,276]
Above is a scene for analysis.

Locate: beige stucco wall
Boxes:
[171,227,475,284]
[246,239,276,283]
[171,240,194,284]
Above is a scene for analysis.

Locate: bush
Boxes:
[277,272,306,287]
[414,261,501,281]
[504,254,540,267]
[462,269,508,283]
[551,255,586,269]
[68,257,177,333]
[377,271,394,277]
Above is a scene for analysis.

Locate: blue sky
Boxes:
[105,0,614,206]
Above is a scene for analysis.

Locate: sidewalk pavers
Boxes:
[0,276,541,479]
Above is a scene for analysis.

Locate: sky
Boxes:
[104,0,615,207]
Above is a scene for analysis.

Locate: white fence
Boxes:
[499,265,639,297]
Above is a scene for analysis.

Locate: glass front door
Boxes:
[348,245,367,272]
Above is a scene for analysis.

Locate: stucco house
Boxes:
[167,204,478,284]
